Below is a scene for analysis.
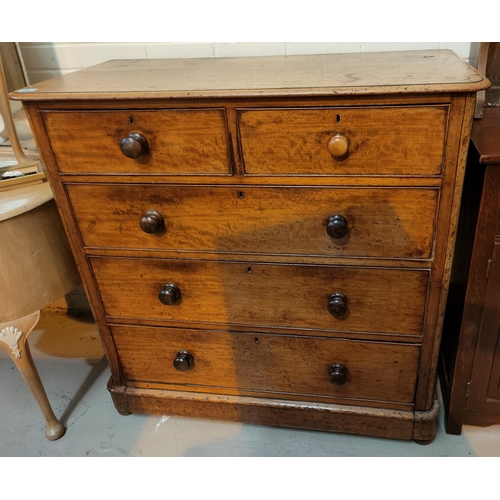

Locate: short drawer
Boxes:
[238,106,448,176]
[41,109,231,175]
[111,325,420,404]
[91,257,429,336]
[67,184,438,260]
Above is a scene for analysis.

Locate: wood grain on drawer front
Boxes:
[111,325,419,404]
[238,106,448,176]
[41,110,231,175]
[91,257,429,336]
[68,184,438,260]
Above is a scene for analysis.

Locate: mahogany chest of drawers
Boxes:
[12,50,489,441]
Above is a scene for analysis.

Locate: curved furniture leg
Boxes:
[0,311,65,440]
[0,52,31,163]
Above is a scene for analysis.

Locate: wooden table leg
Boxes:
[0,311,66,440]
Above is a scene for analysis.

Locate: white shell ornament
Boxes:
[0,326,23,358]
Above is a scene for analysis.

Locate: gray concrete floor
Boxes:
[1,309,499,457]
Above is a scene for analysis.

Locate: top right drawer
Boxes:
[238,106,448,176]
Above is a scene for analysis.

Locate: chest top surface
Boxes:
[10,50,489,101]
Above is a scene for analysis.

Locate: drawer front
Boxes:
[111,325,420,404]
[68,184,438,260]
[91,257,429,336]
[238,106,447,176]
[41,110,231,175]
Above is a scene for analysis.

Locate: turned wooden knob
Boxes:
[328,292,348,317]
[140,210,164,234]
[329,363,348,385]
[328,134,349,158]
[159,283,181,305]
[174,351,194,372]
[327,215,348,239]
[120,132,148,158]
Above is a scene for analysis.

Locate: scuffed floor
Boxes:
[1,309,499,457]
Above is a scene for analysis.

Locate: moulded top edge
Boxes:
[10,50,491,102]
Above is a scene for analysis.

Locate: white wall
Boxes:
[19,42,472,84]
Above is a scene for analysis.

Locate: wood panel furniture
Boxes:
[0,182,81,440]
[469,42,500,118]
[11,50,489,441]
[440,107,500,434]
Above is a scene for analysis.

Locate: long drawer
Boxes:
[238,106,448,176]
[68,184,439,260]
[91,257,429,336]
[111,325,420,404]
[41,109,232,175]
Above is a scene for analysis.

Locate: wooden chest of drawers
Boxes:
[12,50,489,441]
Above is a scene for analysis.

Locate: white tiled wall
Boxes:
[19,42,472,84]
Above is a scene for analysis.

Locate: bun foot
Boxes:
[413,438,433,446]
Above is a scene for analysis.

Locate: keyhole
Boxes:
[254,338,259,344]
[336,114,341,123]
[239,191,244,199]
[129,116,135,125]
[247,267,252,274]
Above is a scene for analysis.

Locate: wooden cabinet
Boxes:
[440,107,500,434]
[11,50,488,441]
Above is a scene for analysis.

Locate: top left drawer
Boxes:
[40,109,232,175]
